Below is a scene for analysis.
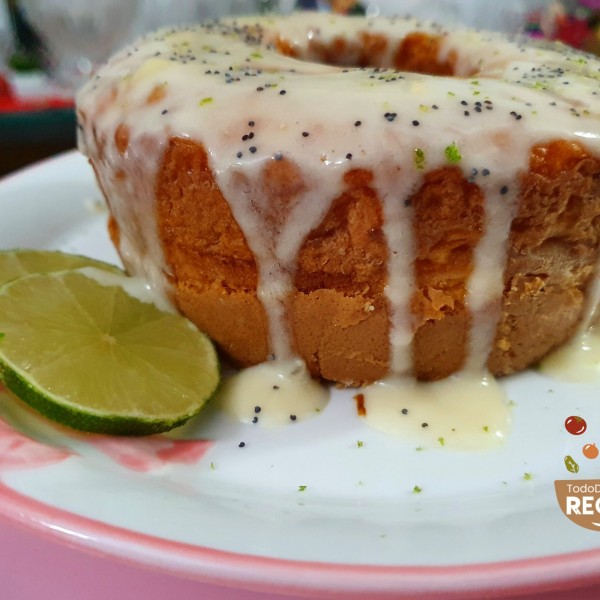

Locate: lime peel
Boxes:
[0,359,201,435]
[0,249,122,287]
[0,265,220,436]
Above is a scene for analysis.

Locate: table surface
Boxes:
[2,515,600,600]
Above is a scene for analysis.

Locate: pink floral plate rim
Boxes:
[0,480,599,599]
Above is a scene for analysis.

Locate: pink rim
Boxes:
[0,480,599,599]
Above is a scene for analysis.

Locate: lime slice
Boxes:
[0,249,122,286]
[0,268,219,435]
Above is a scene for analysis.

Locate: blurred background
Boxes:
[0,0,598,177]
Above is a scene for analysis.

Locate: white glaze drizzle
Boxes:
[217,160,344,359]
[577,251,600,334]
[539,330,600,381]
[463,179,521,371]
[217,359,328,426]
[376,166,419,375]
[361,373,510,450]
[77,12,600,382]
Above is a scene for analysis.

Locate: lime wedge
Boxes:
[0,268,219,435]
[0,249,122,286]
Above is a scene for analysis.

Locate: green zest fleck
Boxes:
[447,91,456,96]
[523,472,533,481]
[250,51,263,59]
[414,148,426,170]
[470,79,480,86]
[483,425,490,432]
[444,142,462,164]
[298,485,307,492]
[210,461,215,470]
[199,97,213,106]
[419,104,429,112]
[356,440,364,448]
[413,485,423,494]
[437,437,445,446]
[415,446,424,452]
[564,456,579,474]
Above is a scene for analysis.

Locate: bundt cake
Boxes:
[77,12,600,385]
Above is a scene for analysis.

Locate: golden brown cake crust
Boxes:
[77,13,600,385]
[151,137,600,385]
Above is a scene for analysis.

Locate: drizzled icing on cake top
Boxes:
[77,12,600,382]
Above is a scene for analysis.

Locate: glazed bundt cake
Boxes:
[77,12,600,385]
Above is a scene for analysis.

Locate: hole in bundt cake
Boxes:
[275,31,470,76]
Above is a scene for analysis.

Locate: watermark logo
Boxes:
[557,415,600,531]
[555,481,600,531]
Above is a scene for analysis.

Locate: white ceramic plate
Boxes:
[1,151,600,598]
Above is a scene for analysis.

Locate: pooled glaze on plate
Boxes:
[217,359,329,426]
[361,373,510,450]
